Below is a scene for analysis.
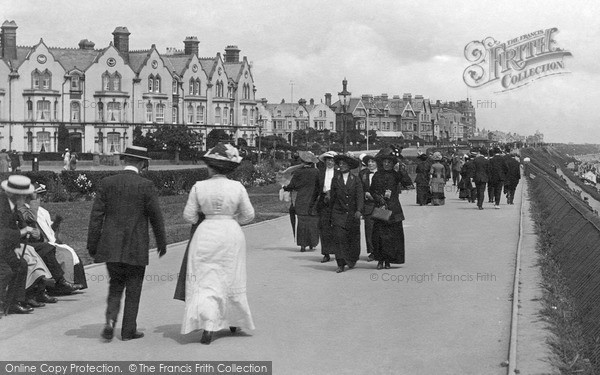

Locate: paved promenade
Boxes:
[0,179,550,374]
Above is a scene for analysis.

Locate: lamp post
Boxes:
[257,115,263,163]
[338,78,351,153]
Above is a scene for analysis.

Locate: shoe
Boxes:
[102,319,115,340]
[8,302,33,314]
[367,254,374,262]
[200,330,213,345]
[478,207,484,210]
[384,261,391,269]
[50,279,82,295]
[347,261,356,269]
[335,266,345,273]
[320,255,330,263]
[122,331,144,341]
[377,261,384,270]
[230,326,237,333]
[25,298,45,308]
[37,292,58,304]
[494,205,500,209]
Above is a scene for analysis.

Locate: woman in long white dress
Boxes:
[181,143,255,345]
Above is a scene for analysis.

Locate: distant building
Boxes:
[0,21,258,153]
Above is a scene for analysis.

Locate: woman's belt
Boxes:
[204,214,234,220]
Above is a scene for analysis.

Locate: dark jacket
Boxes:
[506,157,521,184]
[283,166,320,216]
[472,156,490,184]
[370,169,406,222]
[330,172,364,229]
[359,168,377,215]
[488,154,508,183]
[414,160,431,186]
[0,191,23,268]
[87,170,167,266]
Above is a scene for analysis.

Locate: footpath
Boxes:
[0,179,554,375]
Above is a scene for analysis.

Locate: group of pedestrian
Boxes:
[62,148,78,170]
[282,147,413,273]
[457,147,521,209]
[0,149,21,173]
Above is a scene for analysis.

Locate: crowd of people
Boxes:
[0,176,86,316]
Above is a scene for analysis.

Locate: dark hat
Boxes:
[1,175,34,195]
[333,154,360,169]
[119,145,151,160]
[417,152,429,161]
[201,143,243,172]
[361,154,376,166]
[375,147,399,163]
[298,151,318,164]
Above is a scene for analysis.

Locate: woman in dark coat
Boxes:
[283,151,321,252]
[358,155,377,261]
[414,153,431,205]
[370,148,411,269]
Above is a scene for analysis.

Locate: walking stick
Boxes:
[4,234,30,316]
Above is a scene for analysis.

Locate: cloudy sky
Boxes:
[4,0,599,143]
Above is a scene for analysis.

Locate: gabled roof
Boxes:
[198,57,217,79]
[128,50,151,73]
[50,47,100,72]
[10,46,33,69]
[223,62,242,82]
[163,54,193,77]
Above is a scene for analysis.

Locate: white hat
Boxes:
[1,175,34,195]
[318,151,338,162]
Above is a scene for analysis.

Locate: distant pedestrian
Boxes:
[69,152,78,171]
[451,154,464,186]
[488,147,508,209]
[504,153,521,205]
[0,149,10,173]
[415,152,431,206]
[429,152,446,206]
[10,151,21,173]
[359,155,377,261]
[62,149,70,171]
[317,151,338,263]
[472,149,490,210]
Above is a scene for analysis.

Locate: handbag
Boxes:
[372,205,393,222]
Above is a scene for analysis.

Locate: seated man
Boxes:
[16,193,82,296]
[31,184,87,290]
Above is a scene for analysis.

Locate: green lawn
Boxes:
[45,183,289,265]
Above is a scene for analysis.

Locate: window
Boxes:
[97,102,104,121]
[145,103,153,123]
[195,79,200,95]
[36,100,51,121]
[241,108,248,126]
[107,102,122,122]
[33,71,40,89]
[148,75,154,92]
[215,107,221,125]
[277,110,281,117]
[189,79,194,95]
[229,108,234,125]
[250,109,254,126]
[37,131,50,152]
[187,104,194,124]
[111,73,121,91]
[172,106,178,123]
[222,107,228,125]
[54,100,58,120]
[154,75,161,93]
[198,106,205,124]
[155,103,165,123]
[71,75,80,91]
[102,73,110,91]
[172,80,178,94]
[70,102,81,122]
[42,73,50,89]
[27,131,33,152]
[26,100,33,120]
[107,132,121,153]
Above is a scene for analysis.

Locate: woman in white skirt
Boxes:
[181,143,255,344]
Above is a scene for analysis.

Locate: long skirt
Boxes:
[332,217,361,264]
[15,246,52,289]
[54,245,87,288]
[319,210,335,255]
[295,215,320,248]
[372,220,405,264]
[416,185,431,205]
[181,218,255,334]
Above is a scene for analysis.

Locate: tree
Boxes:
[206,129,232,149]
[152,124,200,153]
[57,123,69,151]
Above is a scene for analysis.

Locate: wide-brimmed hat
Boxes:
[318,151,338,162]
[1,175,34,195]
[362,154,376,166]
[298,151,318,164]
[432,152,443,161]
[33,183,47,194]
[119,145,151,160]
[375,147,399,163]
[417,152,429,161]
[201,143,242,172]
[333,154,360,169]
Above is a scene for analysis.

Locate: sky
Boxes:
[3,0,600,143]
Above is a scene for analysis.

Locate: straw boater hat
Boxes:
[119,145,151,160]
[298,151,318,164]
[333,154,360,169]
[201,143,243,172]
[1,175,34,195]
[318,151,338,162]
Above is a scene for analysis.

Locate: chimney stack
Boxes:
[112,26,130,63]
[1,20,18,60]
[325,93,332,106]
[309,98,314,106]
[224,45,240,63]
[184,36,199,56]
[78,39,95,50]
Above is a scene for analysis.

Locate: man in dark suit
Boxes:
[87,146,167,341]
[330,154,364,273]
[0,175,37,315]
[472,149,490,210]
[504,154,521,204]
[488,147,509,208]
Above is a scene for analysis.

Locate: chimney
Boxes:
[112,26,130,63]
[78,39,95,50]
[361,94,373,101]
[381,93,388,100]
[402,93,412,101]
[184,36,199,56]
[298,98,306,107]
[325,93,332,106]
[1,20,18,60]
[393,95,400,99]
[309,98,314,106]
[224,45,240,63]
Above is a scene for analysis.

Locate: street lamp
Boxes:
[338,78,351,153]
[257,115,263,163]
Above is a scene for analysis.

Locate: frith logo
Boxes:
[463,27,572,92]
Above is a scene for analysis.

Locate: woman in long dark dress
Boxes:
[370,148,411,269]
[283,151,320,252]
[414,153,431,205]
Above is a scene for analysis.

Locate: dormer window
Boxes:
[32,69,52,90]
[71,75,81,91]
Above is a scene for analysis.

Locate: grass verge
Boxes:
[45,183,289,265]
